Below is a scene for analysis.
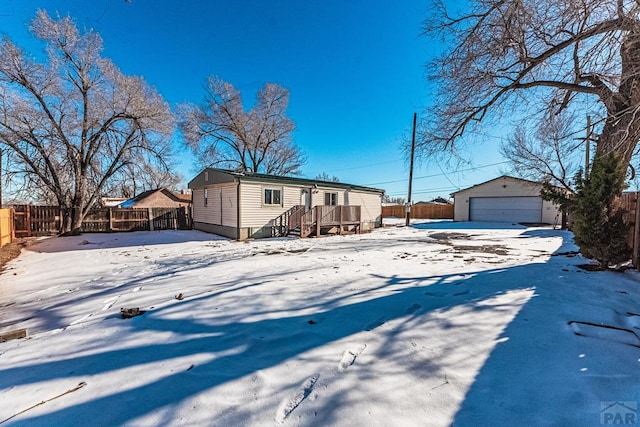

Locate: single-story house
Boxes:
[119,188,192,209]
[188,168,384,239]
[452,175,561,225]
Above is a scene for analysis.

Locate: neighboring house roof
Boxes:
[415,197,453,205]
[188,168,385,194]
[119,188,192,208]
[101,197,128,207]
[451,175,552,196]
[173,192,193,203]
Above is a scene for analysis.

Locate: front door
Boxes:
[301,189,312,211]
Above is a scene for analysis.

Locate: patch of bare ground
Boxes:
[452,245,510,256]
[0,238,31,273]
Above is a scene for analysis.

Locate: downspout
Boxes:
[236,178,241,240]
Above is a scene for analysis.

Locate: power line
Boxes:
[320,158,404,173]
[385,186,460,197]
[364,160,509,186]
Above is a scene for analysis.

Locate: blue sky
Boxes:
[0,0,509,201]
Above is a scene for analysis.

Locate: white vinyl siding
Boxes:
[192,184,237,227]
[310,187,343,208]
[221,185,238,227]
[343,190,382,224]
[240,182,300,227]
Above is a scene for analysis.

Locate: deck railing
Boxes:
[272,205,305,237]
[294,205,361,238]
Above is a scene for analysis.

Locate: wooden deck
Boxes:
[275,205,361,238]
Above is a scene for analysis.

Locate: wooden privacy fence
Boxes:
[83,207,191,232]
[0,208,14,247]
[13,205,61,237]
[382,204,454,219]
[12,205,191,236]
[621,192,640,268]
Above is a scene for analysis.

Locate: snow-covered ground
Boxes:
[0,222,639,426]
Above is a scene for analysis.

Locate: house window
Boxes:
[204,189,208,207]
[324,192,338,206]
[264,188,282,206]
[205,171,209,182]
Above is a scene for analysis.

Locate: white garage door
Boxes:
[469,197,542,223]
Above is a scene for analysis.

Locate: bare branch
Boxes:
[178,78,304,176]
[418,0,640,168]
[0,12,175,232]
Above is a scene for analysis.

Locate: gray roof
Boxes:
[451,175,550,195]
[188,168,385,194]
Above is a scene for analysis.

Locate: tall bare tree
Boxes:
[0,11,175,233]
[419,1,640,265]
[500,113,581,192]
[179,78,305,176]
[420,0,640,170]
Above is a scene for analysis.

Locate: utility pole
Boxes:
[585,115,591,178]
[406,112,417,227]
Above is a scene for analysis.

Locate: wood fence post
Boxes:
[148,208,154,231]
[11,208,15,241]
[26,204,31,237]
[108,208,113,232]
[315,206,320,237]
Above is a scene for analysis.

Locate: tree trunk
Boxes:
[70,206,83,235]
[596,30,640,167]
[59,205,84,235]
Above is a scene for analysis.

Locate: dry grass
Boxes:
[0,239,30,274]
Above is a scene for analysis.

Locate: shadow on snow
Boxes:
[0,227,637,425]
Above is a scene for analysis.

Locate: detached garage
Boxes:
[452,176,562,225]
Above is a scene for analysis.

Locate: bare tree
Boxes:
[179,77,305,176]
[314,172,340,182]
[100,162,184,199]
[382,195,406,205]
[501,113,581,191]
[420,0,640,170]
[0,11,174,233]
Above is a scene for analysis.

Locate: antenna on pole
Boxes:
[406,113,417,227]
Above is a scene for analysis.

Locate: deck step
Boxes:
[288,228,301,237]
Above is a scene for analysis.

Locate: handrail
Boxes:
[300,208,316,238]
[277,205,362,238]
[288,205,306,233]
[273,205,305,237]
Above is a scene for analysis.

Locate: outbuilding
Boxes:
[118,188,192,209]
[452,175,562,225]
[188,168,384,239]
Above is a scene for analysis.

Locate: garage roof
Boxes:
[451,175,548,196]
